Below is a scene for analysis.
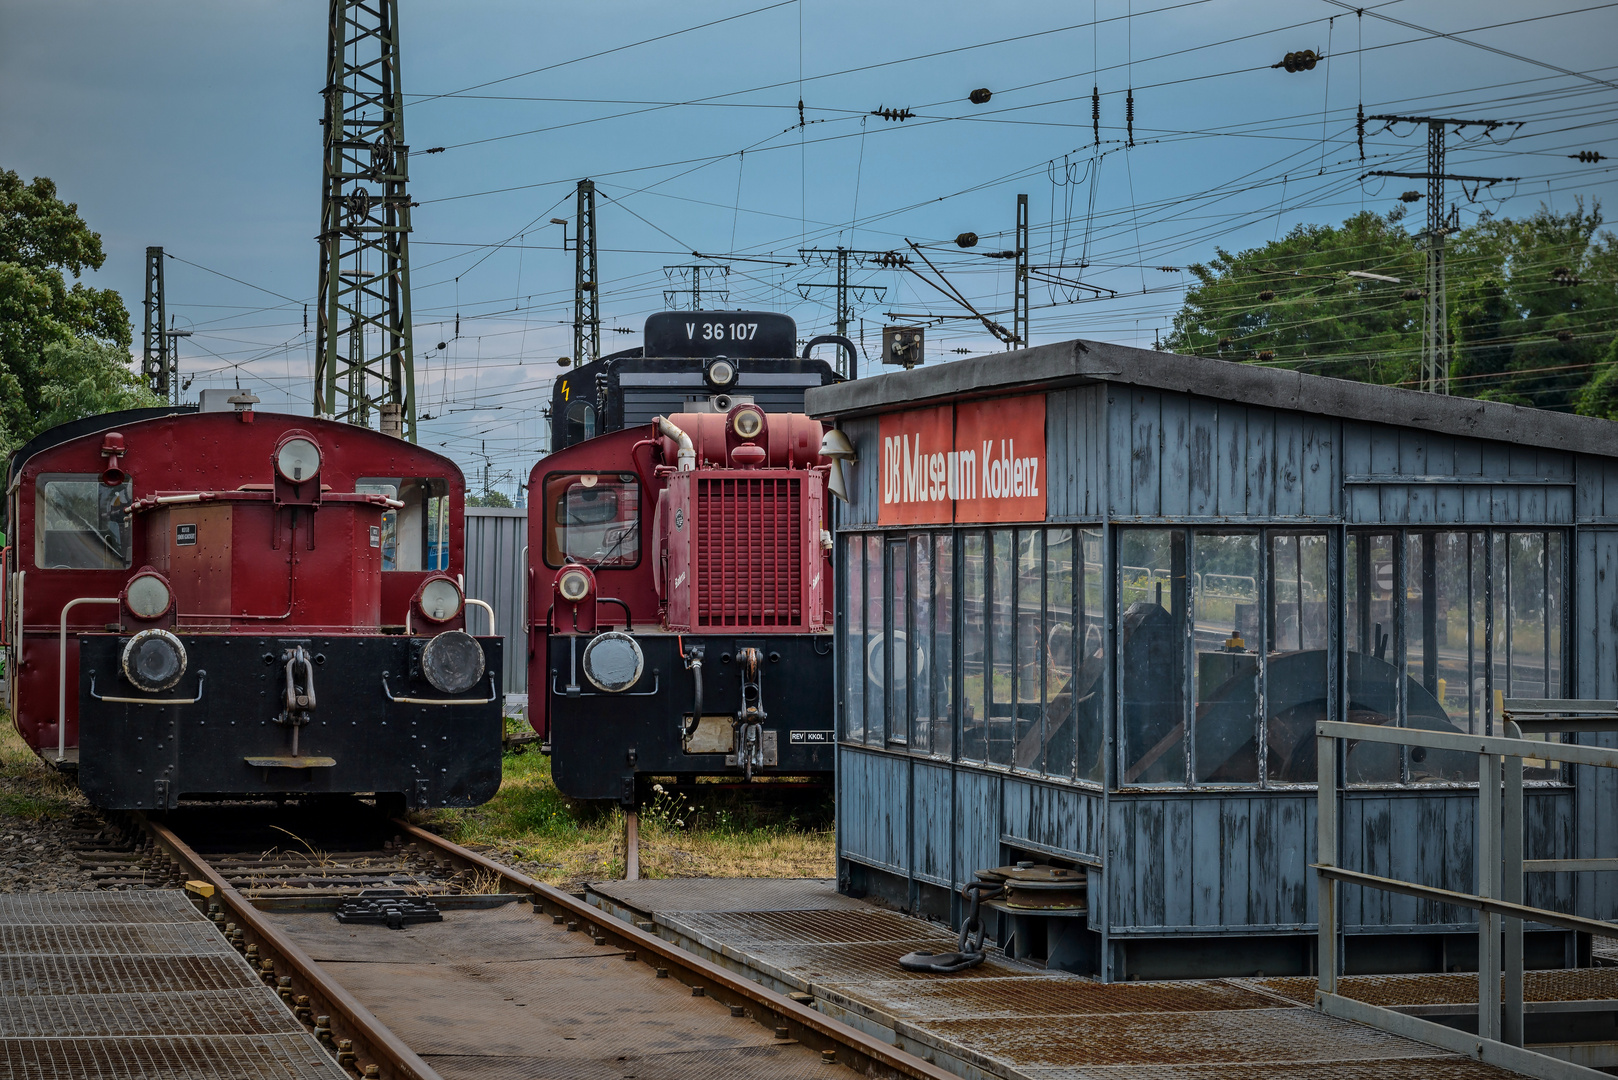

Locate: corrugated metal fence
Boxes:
[463,507,527,694]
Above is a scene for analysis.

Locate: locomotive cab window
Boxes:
[357,477,449,571]
[543,472,640,568]
[34,474,132,569]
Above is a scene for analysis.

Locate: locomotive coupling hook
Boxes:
[282,645,317,713]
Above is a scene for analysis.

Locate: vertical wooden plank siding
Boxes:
[912,760,954,886]
[840,417,881,527]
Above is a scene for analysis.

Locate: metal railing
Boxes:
[1314,700,1618,1080]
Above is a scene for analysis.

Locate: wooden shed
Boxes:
[804,339,1618,981]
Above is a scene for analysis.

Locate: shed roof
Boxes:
[805,339,1618,460]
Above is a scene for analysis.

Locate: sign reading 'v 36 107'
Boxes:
[877,394,1046,525]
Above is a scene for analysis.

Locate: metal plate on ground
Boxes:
[590,877,867,914]
[1016,1060,1519,1080]
[264,904,621,964]
[426,1043,840,1080]
[270,903,833,1076]
[667,908,957,947]
[814,975,1282,1020]
[748,939,1027,982]
[0,921,237,957]
[322,956,785,1058]
[911,1008,1455,1069]
[0,891,202,923]
[0,987,304,1037]
[0,1034,343,1079]
[0,890,348,1079]
[0,953,265,996]
[1249,968,1618,1008]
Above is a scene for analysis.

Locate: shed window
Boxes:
[357,478,449,571]
[35,475,132,570]
[842,537,865,743]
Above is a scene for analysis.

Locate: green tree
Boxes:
[1166,200,1618,411]
[466,490,513,508]
[1165,209,1425,383]
[1,169,156,455]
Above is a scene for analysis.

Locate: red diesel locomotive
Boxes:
[1,399,502,810]
[531,310,846,803]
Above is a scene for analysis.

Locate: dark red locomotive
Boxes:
[2,399,502,810]
[530,310,845,803]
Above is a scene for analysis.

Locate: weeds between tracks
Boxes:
[419,750,834,887]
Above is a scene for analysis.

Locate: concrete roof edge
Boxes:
[805,338,1618,459]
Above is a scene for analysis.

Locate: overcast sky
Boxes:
[3,0,1614,497]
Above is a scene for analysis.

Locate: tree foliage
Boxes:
[1,169,157,456]
[1164,201,1618,412]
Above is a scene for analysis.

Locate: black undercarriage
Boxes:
[76,634,504,810]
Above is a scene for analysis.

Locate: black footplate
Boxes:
[335,889,443,929]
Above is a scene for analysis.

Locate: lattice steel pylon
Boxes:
[1365,114,1517,395]
[573,180,600,366]
[142,247,168,400]
[315,0,417,442]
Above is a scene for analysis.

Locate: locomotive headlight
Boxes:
[582,632,644,693]
[414,576,464,624]
[421,630,486,695]
[122,629,188,692]
[275,437,322,483]
[123,571,173,621]
[557,566,593,603]
[704,356,738,389]
[731,406,764,440]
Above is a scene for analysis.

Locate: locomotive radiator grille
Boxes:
[695,476,803,628]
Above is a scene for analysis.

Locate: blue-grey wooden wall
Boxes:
[463,507,527,694]
[833,376,1618,946]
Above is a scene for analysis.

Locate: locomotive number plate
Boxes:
[789,730,833,744]
[175,523,197,546]
[369,526,381,547]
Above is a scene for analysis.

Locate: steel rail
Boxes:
[138,814,442,1080]
[394,819,960,1080]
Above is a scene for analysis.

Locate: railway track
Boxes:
[108,803,955,1080]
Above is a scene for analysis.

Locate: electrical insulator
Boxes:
[1571,150,1606,163]
[1399,191,1422,203]
[1217,336,1233,350]
[871,106,915,122]
[1277,49,1320,72]
[1126,90,1135,148]
[1356,103,1365,162]
[1556,329,1575,342]
[1256,350,1276,362]
[1092,86,1100,145]
[1257,289,1277,302]
[873,252,910,269]
[969,88,992,105]
[1155,266,1181,273]
[1400,288,1425,301]
[956,232,979,249]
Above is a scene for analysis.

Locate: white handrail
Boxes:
[466,598,495,636]
[59,597,121,762]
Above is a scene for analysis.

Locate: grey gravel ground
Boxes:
[1,721,105,893]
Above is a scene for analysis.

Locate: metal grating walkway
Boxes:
[0,890,347,1079]
[588,879,1522,1080]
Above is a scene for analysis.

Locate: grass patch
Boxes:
[422,750,834,888]
[0,713,90,822]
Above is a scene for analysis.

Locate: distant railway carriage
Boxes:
[1,400,502,810]
[530,311,846,803]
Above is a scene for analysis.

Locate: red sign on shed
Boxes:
[877,394,1046,525]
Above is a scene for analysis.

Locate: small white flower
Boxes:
[675,820,684,827]
[652,783,664,793]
